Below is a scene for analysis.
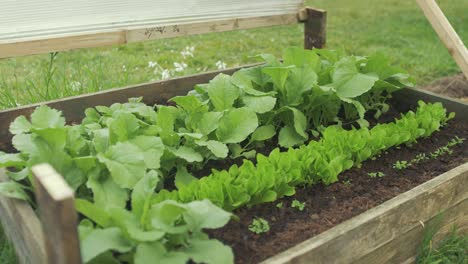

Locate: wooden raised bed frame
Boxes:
[0,7,467,264]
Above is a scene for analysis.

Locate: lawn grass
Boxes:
[0,0,467,262]
[417,215,468,264]
[0,0,466,110]
[0,225,15,264]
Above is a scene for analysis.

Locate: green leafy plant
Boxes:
[291,200,305,211]
[154,101,453,210]
[78,199,234,264]
[367,171,385,178]
[248,218,270,234]
[393,160,409,170]
[342,179,352,186]
[276,202,283,208]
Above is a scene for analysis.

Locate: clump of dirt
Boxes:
[423,73,468,102]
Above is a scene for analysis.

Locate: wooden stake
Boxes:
[32,164,82,264]
[416,0,468,79]
[304,8,327,49]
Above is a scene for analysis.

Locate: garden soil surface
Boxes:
[209,115,468,264]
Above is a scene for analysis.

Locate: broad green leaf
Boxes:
[92,128,110,153]
[30,105,65,129]
[88,252,120,264]
[284,67,318,105]
[283,47,320,71]
[12,134,41,155]
[185,238,234,264]
[332,57,378,98]
[278,126,306,148]
[216,108,258,143]
[251,125,276,141]
[0,182,28,201]
[184,200,232,230]
[175,166,198,189]
[108,207,164,242]
[75,199,111,227]
[255,54,280,66]
[63,167,87,191]
[195,140,229,158]
[135,242,188,264]
[196,112,223,135]
[108,112,140,143]
[150,200,189,234]
[236,67,270,87]
[78,219,95,241]
[9,116,32,134]
[170,95,207,112]
[231,70,272,96]
[81,227,133,263]
[130,136,165,169]
[0,152,25,168]
[242,96,277,114]
[171,146,203,163]
[207,74,240,111]
[97,142,146,189]
[31,127,67,150]
[87,176,128,210]
[262,66,295,90]
[284,107,308,139]
[132,170,159,220]
[157,105,180,132]
[6,168,29,181]
[73,156,97,172]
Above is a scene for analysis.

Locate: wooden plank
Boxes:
[304,8,327,49]
[0,170,47,264]
[356,199,468,264]
[415,0,468,79]
[0,13,300,59]
[0,65,254,145]
[393,87,468,121]
[32,164,81,264]
[261,162,468,264]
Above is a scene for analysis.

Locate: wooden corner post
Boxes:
[303,8,327,50]
[32,164,82,264]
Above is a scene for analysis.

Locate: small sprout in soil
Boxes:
[447,136,465,147]
[249,217,270,234]
[276,202,283,208]
[368,171,385,178]
[393,160,409,170]
[291,199,305,211]
[411,153,428,163]
[342,179,352,186]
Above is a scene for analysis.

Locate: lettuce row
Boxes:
[153,101,453,210]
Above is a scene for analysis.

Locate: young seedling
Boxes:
[411,153,428,163]
[248,217,270,234]
[291,199,305,211]
[393,160,409,170]
[368,171,385,178]
[276,202,283,208]
[342,179,352,186]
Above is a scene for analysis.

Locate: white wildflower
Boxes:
[174,62,188,72]
[180,46,195,58]
[148,61,158,68]
[215,60,227,70]
[122,65,127,72]
[161,69,171,80]
[70,81,82,92]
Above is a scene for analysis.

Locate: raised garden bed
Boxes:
[0,66,466,263]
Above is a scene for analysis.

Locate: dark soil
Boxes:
[208,119,468,264]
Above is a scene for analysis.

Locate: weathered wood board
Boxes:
[0,171,46,264]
